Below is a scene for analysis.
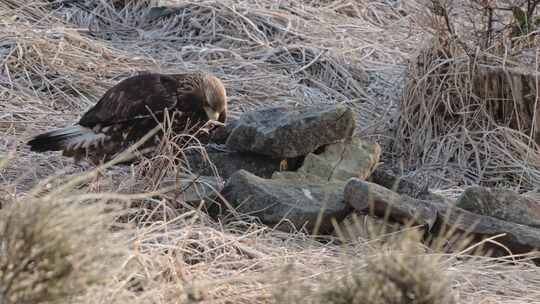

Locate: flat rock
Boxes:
[271,171,326,183]
[344,178,438,230]
[432,203,540,256]
[456,186,540,228]
[225,105,355,158]
[221,170,351,233]
[293,137,380,182]
[344,178,540,257]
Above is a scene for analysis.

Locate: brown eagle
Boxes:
[27,72,227,163]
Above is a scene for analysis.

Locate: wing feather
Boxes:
[78,73,180,127]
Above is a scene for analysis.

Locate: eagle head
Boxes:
[201,74,227,123]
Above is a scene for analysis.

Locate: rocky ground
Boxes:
[198,103,540,258]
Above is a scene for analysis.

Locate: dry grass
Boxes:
[0,157,131,304]
[274,230,458,304]
[397,0,540,189]
[0,195,129,304]
[1,0,540,303]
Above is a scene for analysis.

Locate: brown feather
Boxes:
[27,71,228,163]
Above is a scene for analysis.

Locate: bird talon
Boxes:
[279,159,288,171]
[209,120,225,127]
[204,120,226,130]
[199,127,211,135]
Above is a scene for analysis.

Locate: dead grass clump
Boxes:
[0,0,50,22]
[62,0,304,47]
[0,194,127,304]
[1,21,151,112]
[261,46,369,101]
[397,0,540,188]
[275,231,456,304]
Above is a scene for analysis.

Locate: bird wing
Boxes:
[78,73,181,127]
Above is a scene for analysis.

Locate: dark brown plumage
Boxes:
[27,72,227,163]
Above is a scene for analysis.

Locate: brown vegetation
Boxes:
[398,0,540,188]
[1,0,540,303]
[0,172,129,303]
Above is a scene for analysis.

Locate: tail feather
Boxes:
[27,125,105,153]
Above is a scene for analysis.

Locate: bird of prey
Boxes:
[27,72,227,163]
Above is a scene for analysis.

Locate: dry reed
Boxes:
[397,0,540,189]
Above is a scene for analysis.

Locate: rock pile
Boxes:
[188,104,379,233]
[183,104,540,259]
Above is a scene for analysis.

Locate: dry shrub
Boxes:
[0,137,201,304]
[318,237,455,304]
[0,190,128,303]
[274,230,457,304]
[262,45,369,101]
[397,0,540,188]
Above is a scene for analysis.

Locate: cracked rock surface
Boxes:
[219,138,380,233]
[456,186,540,228]
[221,170,351,233]
[273,137,380,182]
[225,104,355,158]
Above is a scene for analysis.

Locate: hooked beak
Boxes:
[204,106,220,121]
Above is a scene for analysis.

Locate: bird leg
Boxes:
[199,120,226,134]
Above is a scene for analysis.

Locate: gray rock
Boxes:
[185,147,297,180]
[221,170,351,233]
[333,212,410,243]
[369,167,448,204]
[274,137,380,182]
[271,171,326,183]
[129,175,223,203]
[225,105,355,158]
[160,175,223,203]
[433,203,540,258]
[456,186,540,228]
[344,178,540,258]
[344,178,438,230]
